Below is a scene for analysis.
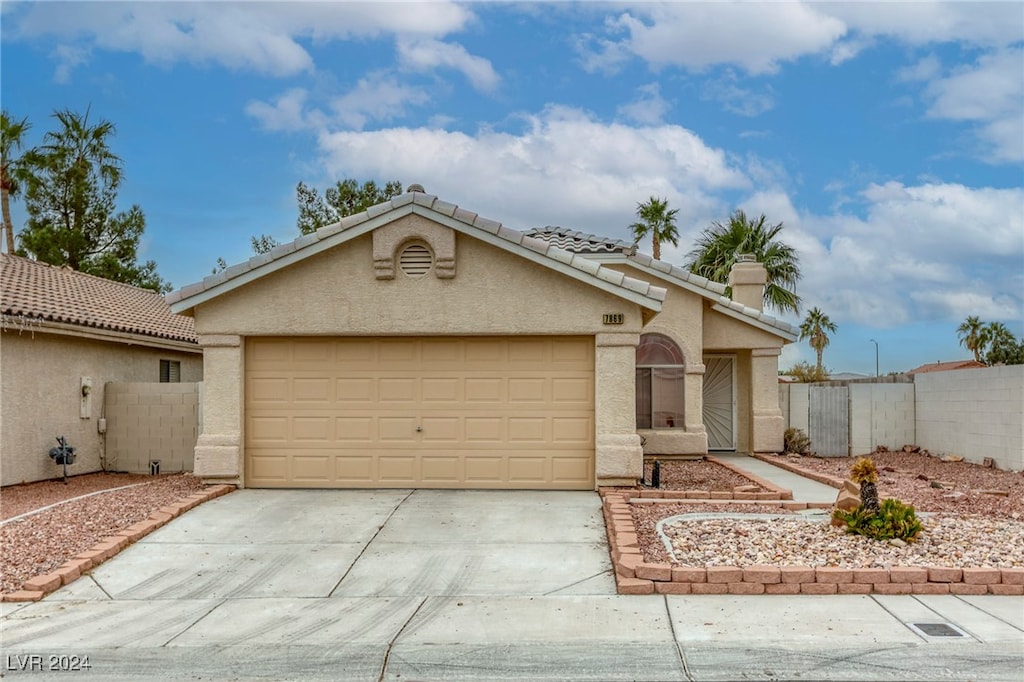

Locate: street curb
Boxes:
[2,484,236,602]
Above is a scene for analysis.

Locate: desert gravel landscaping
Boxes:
[1,473,206,595]
[620,453,1024,592]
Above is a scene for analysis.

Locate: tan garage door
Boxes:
[245,337,594,489]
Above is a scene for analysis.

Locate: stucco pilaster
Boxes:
[194,334,243,484]
[750,347,784,453]
[594,333,643,485]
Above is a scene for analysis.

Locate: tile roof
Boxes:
[1,254,197,344]
[907,360,986,374]
[528,227,797,339]
[524,227,636,255]
[168,190,667,313]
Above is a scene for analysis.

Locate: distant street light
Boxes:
[869,339,879,377]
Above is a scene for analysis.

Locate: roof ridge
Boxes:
[0,253,165,294]
[169,190,666,311]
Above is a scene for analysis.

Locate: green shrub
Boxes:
[831,498,923,543]
[783,427,811,455]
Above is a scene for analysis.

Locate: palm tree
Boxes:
[799,307,838,374]
[629,196,679,260]
[957,316,989,363]
[984,321,1017,365]
[684,209,801,314]
[1,111,32,254]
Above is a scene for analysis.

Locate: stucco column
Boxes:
[594,332,643,487]
[684,360,709,451]
[750,347,784,453]
[193,334,243,485]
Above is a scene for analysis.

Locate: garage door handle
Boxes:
[415,426,423,432]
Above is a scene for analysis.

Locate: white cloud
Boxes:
[315,106,748,238]
[896,55,943,83]
[788,181,1024,328]
[587,3,847,75]
[330,76,431,130]
[701,70,775,117]
[246,75,432,133]
[617,82,671,124]
[7,1,476,79]
[826,2,1024,47]
[246,88,323,132]
[397,38,500,92]
[920,47,1024,163]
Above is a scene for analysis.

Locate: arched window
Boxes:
[636,333,685,429]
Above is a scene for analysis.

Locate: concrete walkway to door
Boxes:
[2,488,1022,681]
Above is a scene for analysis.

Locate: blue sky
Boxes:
[3,1,1022,375]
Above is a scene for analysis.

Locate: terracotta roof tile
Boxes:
[907,360,986,374]
[1,254,196,344]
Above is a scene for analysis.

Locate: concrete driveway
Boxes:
[3,489,1023,681]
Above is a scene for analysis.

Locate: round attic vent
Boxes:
[399,242,433,277]
[407,183,425,193]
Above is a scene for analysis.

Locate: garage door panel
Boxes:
[249,377,290,403]
[293,378,331,402]
[336,377,373,402]
[509,457,546,483]
[378,456,417,482]
[379,378,417,402]
[379,417,418,441]
[422,378,460,402]
[552,377,592,404]
[336,417,373,442]
[292,455,331,482]
[335,455,373,483]
[245,337,594,489]
[420,417,460,442]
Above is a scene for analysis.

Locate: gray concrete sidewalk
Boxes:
[714,453,840,502]
[3,488,1022,680]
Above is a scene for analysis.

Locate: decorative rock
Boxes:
[835,488,860,511]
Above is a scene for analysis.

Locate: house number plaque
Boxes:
[602,313,624,325]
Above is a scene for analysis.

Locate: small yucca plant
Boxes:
[850,457,880,513]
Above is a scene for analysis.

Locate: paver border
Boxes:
[599,488,1024,596]
[2,484,236,602]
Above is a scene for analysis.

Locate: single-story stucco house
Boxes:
[0,254,202,486]
[167,186,797,490]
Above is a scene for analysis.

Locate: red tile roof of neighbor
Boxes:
[1,254,197,344]
[907,359,986,374]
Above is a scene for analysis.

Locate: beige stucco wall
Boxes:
[104,382,201,474]
[608,263,788,456]
[0,330,202,486]
[189,218,650,487]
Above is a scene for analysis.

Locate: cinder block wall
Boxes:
[915,366,1023,471]
[104,382,201,473]
[849,383,915,455]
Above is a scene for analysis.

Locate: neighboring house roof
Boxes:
[1,253,197,344]
[907,360,986,375]
[167,190,667,315]
[527,227,798,341]
[525,226,636,255]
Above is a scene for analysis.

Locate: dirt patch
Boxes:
[1,473,205,595]
[765,451,1024,517]
[640,458,765,491]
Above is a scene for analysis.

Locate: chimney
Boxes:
[728,254,767,311]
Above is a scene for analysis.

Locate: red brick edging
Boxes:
[2,484,236,603]
[601,489,1024,596]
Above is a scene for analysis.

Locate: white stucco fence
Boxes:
[781,365,1023,471]
[914,366,1023,471]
